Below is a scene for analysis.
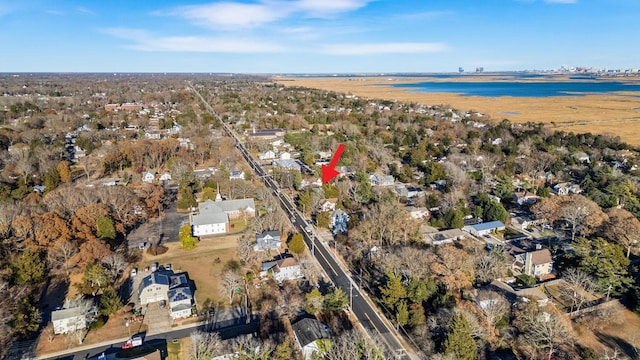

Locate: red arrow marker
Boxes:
[321,144,345,184]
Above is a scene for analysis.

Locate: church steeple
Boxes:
[215,183,222,202]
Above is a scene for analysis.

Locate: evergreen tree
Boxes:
[100,288,123,316]
[43,168,60,193]
[444,208,464,229]
[57,160,72,183]
[96,215,116,241]
[177,179,197,210]
[12,295,41,338]
[316,211,330,228]
[12,248,46,285]
[323,288,349,311]
[76,263,113,296]
[484,201,509,223]
[396,300,409,329]
[443,313,477,360]
[304,288,324,314]
[379,271,407,310]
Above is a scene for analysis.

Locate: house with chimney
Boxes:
[190,193,255,237]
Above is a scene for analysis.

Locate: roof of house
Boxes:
[168,286,193,303]
[169,273,189,289]
[51,307,85,321]
[139,273,169,295]
[277,257,299,269]
[530,249,553,265]
[291,318,330,347]
[199,198,256,213]
[192,203,228,226]
[256,230,281,241]
[273,158,301,169]
[470,221,505,232]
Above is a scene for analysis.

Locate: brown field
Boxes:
[275,76,640,146]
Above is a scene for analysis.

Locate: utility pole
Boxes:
[350,281,353,309]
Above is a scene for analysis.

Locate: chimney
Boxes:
[525,252,533,276]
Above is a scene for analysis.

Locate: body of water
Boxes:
[391,80,640,97]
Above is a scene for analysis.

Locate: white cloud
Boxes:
[103,28,285,53]
[76,6,95,15]
[170,2,287,29]
[163,0,374,29]
[45,9,64,16]
[323,42,449,55]
[397,10,453,21]
[544,0,577,3]
[295,0,371,17]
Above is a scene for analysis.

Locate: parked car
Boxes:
[131,268,137,277]
[122,336,143,349]
[165,263,172,271]
[160,300,166,309]
[151,262,158,272]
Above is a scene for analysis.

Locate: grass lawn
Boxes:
[167,339,182,360]
[141,234,241,310]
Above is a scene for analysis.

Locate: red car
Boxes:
[121,336,142,349]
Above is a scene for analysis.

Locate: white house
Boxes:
[291,318,331,360]
[279,152,292,160]
[274,257,303,282]
[553,182,583,195]
[191,198,256,237]
[138,272,170,304]
[463,221,506,237]
[168,286,193,320]
[368,173,395,187]
[422,228,466,245]
[318,199,337,213]
[229,170,245,180]
[159,173,172,181]
[405,206,430,220]
[142,171,155,183]
[52,305,91,335]
[254,230,282,252]
[513,248,554,280]
[259,150,276,160]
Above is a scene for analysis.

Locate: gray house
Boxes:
[291,317,331,360]
[254,230,282,252]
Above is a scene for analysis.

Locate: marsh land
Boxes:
[275,75,640,146]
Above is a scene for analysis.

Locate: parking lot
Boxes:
[128,196,189,249]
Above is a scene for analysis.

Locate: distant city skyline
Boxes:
[1,0,639,73]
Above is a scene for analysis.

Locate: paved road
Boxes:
[39,318,259,360]
[190,83,411,359]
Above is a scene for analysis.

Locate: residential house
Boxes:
[329,209,349,235]
[229,170,245,180]
[553,182,582,195]
[261,256,303,282]
[273,159,302,171]
[159,173,172,181]
[422,226,466,245]
[142,171,156,183]
[194,167,216,180]
[299,177,322,189]
[513,191,540,206]
[513,248,554,280]
[52,302,94,335]
[177,138,193,150]
[463,221,506,237]
[246,128,285,139]
[368,173,395,187]
[168,286,193,320]
[279,152,292,160]
[258,150,276,160]
[405,206,430,220]
[139,272,170,304]
[254,230,282,252]
[318,199,337,213]
[573,152,591,163]
[191,198,256,237]
[337,166,355,177]
[291,317,331,360]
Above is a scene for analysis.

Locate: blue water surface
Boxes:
[391,80,640,97]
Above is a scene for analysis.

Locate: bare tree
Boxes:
[102,253,128,280]
[474,249,506,284]
[187,330,224,360]
[219,270,241,305]
[559,268,597,313]
[475,290,509,327]
[47,239,79,275]
[604,207,640,258]
[515,303,573,359]
[70,297,96,345]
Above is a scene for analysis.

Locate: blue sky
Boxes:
[1,0,638,73]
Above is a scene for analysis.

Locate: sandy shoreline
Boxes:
[274,76,640,146]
